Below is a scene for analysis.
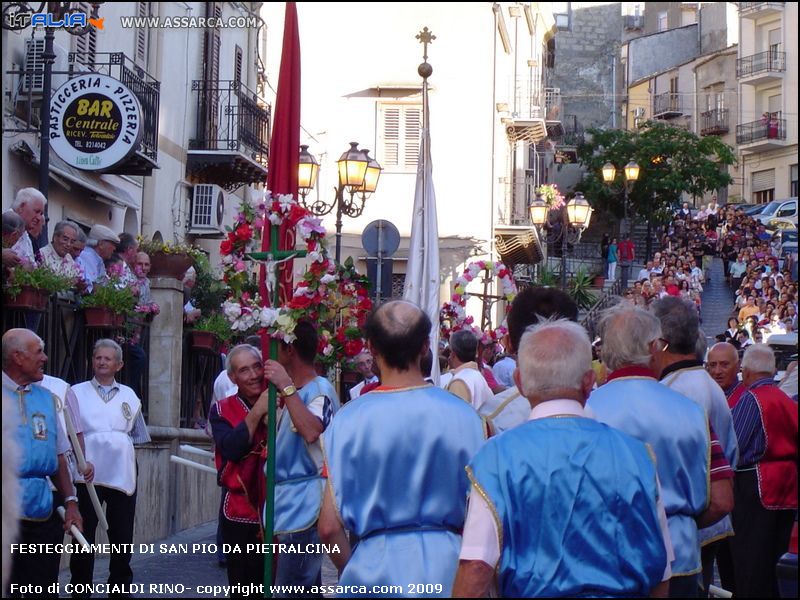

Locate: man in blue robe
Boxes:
[453,320,671,597]
[319,301,485,597]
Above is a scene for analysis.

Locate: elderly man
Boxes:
[69,339,150,595]
[2,210,26,270]
[445,329,495,413]
[653,297,738,596]
[9,187,46,264]
[69,228,87,261]
[116,233,139,286]
[319,301,485,596]
[730,345,798,598]
[262,320,339,590]
[589,305,733,598]
[453,320,672,598]
[210,344,269,592]
[707,342,745,409]
[348,350,378,400]
[39,220,82,281]
[2,329,82,599]
[481,287,578,434]
[76,225,120,292]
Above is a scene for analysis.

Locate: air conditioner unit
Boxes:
[22,39,72,94]
[189,184,226,234]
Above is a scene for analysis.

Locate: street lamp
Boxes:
[529,192,593,290]
[297,142,382,263]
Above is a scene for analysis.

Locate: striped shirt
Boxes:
[730,377,772,469]
[709,426,733,481]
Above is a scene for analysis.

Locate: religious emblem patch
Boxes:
[31,412,48,441]
[121,402,132,422]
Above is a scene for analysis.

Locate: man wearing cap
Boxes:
[77,225,120,292]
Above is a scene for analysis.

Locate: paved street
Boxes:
[57,521,338,598]
[700,257,735,344]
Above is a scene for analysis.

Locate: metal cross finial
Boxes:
[416,27,436,62]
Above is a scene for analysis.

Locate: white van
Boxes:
[754,197,797,227]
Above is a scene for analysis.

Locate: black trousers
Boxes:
[69,484,137,597]
[7,511,63,598]
[730,470,795,598]
[220,516,265,597]
[701,538,735,595]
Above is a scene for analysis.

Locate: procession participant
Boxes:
[209,344,268,593]
[445,329,494,412]
[653,297,738,596]
[588,306,731,598]
[3,329,82,599]
[707,342,745,409]
[730,344,798,598]
[348,350,378,400]
[319,301,484,597]
[481,287,578,433]
[69,339,150,597]
[454,320,672,598]
[263,320,339,591]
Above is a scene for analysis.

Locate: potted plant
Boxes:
[592,268,606,288]
[4,261,77,311]
[81,278,138,328]
[568,268,598,311]
[190,313,233,353]
[137,237,204,281]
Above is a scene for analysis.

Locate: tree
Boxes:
[576,121,736,225]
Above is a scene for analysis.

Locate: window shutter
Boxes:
[404,108,421,169]
[234,46,243,86]
[135,2,149,65]
[74,3,97,67]
[752,169,775,192]
[383,107,400,168]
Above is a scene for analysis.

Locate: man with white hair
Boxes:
[729,344,797,598]
[10,187,46,264]
[446,329,494,413]
[348,350,378,400]
[588,306,732,598]
[39,220,82,282]
[76,224,120,292]
[453,320,672,597]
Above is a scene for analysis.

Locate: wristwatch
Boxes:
[64,495,79,505]
[278,384,297,398]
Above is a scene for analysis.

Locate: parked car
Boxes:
[768,333,799,373]
[754,198,798,226]
[726,202,760,213]
[745,203,769,216]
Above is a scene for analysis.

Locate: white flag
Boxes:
[403,90,440,384]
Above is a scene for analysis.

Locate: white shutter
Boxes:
[382,107,400,168]
[135,2,149,65]
[379,104,422,171]
[404,107,421,169]
[752,169,775,192]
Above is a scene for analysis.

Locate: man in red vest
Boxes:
[707,342,746,409]
[729,344,798,598]
[618,234,636,290]
[210,344,268,593]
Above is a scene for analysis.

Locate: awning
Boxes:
[12,139,140,210]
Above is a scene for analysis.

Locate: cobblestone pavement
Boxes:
[58,520,338,598]
[700,257,735,345]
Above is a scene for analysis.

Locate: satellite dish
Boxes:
[361,220,400,257]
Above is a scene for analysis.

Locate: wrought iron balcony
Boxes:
[545,87,564,137]
[738,2,785,18]
[623,15,644,30]
[187,80,271,190]
[700,108,729,136]
[737,50,785,83]
[653,92,682,119]
[736,111,787,149]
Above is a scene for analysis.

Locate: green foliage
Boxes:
[81,281,138,315]
[137,236,205,263]
[576,121,736,224]
[568,268,597,310]
[190,253,228,316]
[4,263,75,297]
[537,264,560,287]
[192,313,234,342]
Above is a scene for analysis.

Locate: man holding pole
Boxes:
[210,344,269,593]
[69,339,150,596]
[2,328,83,599]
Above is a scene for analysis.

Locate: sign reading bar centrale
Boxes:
[49,74,142,171]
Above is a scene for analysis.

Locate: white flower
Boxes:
[257,307,278,327]
[223,301,242,320]
[320,273,337,285]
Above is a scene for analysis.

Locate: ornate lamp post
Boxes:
[529,192,593,290]
[297,142,382,263]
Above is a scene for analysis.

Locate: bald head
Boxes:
[2,328,46,385]
[706,342,740,391]
[364,301,431,372]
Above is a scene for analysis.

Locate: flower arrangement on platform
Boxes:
[219,191,328,297]
[134,302,160,318]
[439,259,517,342]
[80,272,138,316]
[535,183,566,210]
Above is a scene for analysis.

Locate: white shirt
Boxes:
[479,387,529,434]
[212,370,238,404]
[76,246,105,292]
[349,375,379,400]
[446,362,494,413]
[491,357,516,389]
[459,399,674,581]
[11,231,35,264]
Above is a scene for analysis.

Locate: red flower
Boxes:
[357,297,372,311]
[286,204,308,226]
[235,224,253,241]
[220,239,234,255]
[343,339,364,357]
[287,295,313,309]
[335,328,347,343]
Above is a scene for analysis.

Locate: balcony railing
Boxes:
[189,79,270,167]
[180,333,223,429]
[653,92,682,118]
[624,15,644,30]
[736,111,786,145]
[562,114,585,146]
[700,108,729,136]
[738,2,785,16]
[737,50,785,79]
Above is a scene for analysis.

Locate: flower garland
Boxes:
[536,183,565,210]
[220,193,371,365]
[439,259,517,343]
